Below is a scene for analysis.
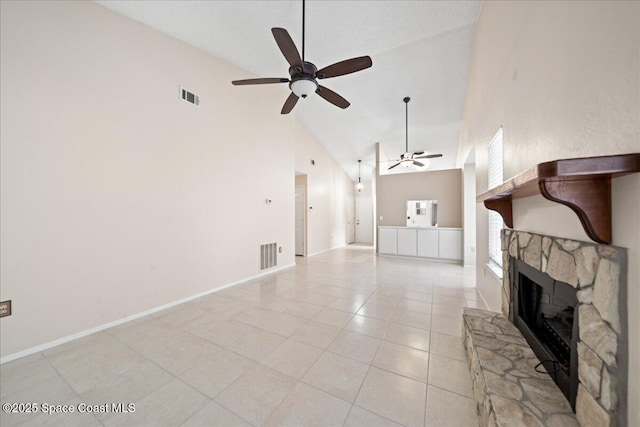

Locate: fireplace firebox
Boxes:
[510,257,579,409]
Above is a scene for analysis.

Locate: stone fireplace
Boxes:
[501,229,627,426]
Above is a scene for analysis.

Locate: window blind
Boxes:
[488,128,504,266]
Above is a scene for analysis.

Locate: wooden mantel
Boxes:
[476,153,640,244]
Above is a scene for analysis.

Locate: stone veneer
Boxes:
[500,229,627,427]
[463,307,578,426]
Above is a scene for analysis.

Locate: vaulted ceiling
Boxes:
[97,0,481,181]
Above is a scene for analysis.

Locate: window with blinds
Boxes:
[488,128,504,267]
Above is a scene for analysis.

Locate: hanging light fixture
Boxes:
[355,160,364,192]
[402,97,414,167]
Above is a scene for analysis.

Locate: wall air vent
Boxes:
[180,87,200,106]
[260,243,277,270]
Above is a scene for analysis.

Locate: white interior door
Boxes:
[356,196,373,244]
[346,195,355,244]
[295,185,305,256]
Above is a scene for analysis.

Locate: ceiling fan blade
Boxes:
[388,162,402,170]
[232,78,290,86]
[414,153,443,159]
[271,28,303,69]
[316,85,350,109]
[413,160,426,167]
[281,92,299,114]
[316,56,373,79]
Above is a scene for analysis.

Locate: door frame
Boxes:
[295,183,307,256]
[346,195,355,244]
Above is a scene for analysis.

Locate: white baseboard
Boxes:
[477,288,493,312]
[0,263,295,364]
[307,243,346,257]
[377,253,463,265]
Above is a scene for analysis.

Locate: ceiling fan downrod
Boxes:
[302,0,305,62]
[404,97,410,153]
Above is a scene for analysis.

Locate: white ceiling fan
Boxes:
[386,97,443,170]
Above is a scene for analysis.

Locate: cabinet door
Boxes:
[417,229,439,258]
[378,229,397,255]
[439,230,463,260]
[397,229,417,256]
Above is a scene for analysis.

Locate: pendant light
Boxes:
[355,160,364,192]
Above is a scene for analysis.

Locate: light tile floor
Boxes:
[0,245,483,426]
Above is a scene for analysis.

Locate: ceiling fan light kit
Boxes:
[231,0,372,114]
[290,78,317,98]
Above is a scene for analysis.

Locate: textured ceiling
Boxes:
[97,0,481,181]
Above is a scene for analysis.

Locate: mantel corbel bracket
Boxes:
[484,198,513,228]
[538,178,611,244]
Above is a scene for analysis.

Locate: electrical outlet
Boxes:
[0,300,11,318]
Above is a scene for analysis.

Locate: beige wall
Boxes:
[457,1,640,423]
[376,169,463,228]
[0,1,350,359]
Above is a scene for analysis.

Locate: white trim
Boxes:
[486,260,503,280]
[476,288,492,312]
[377,253,463,265]
[0,263,295,364]
[307,243,346,257]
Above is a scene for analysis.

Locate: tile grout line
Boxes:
[102,330,221,425]
[424,279,434,427]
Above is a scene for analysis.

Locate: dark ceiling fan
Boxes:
[231,0,372,114]
[387,97,443,170]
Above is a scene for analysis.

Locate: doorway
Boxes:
[295,184,306,256]
[356,196,373,244]
[346,195,355,244]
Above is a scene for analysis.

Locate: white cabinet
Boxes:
[397,229,417,256]
[439,229,463,260]
[417,229,439,258]
[378,227,462,262]
[378,228,398,255]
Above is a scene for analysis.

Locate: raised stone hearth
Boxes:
[463,308,578,426]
